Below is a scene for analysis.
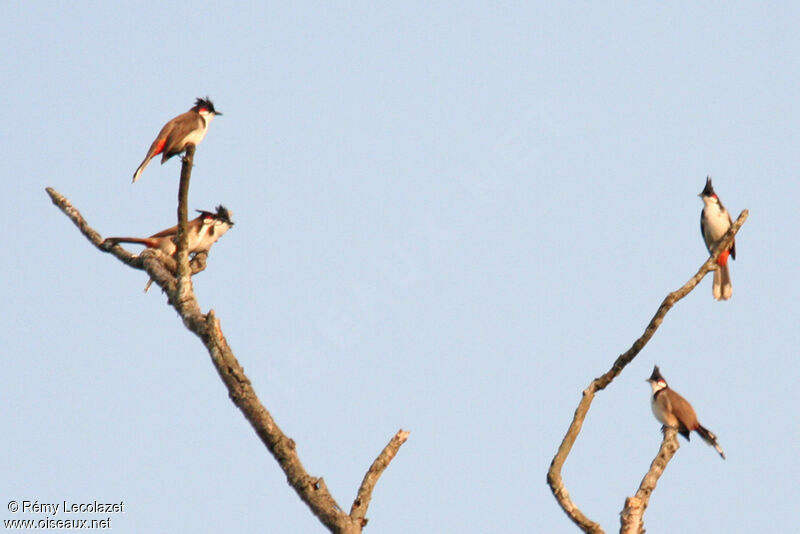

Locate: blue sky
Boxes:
[3,3,799,532]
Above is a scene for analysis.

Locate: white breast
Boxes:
[183,113,213,146]
[702,200,730,242]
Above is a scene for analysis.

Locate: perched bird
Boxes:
[132,97,222,183]
[647,365,725,459]
[104,206,234,291]
[105,206,233,255]
[699,176,736,300]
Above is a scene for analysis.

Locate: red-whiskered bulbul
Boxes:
[132,97,222,183]
[699,176,736,301]
[105,205,234,256]
[647,365,725,459]
[104,206,234,291]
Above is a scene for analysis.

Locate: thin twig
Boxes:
[350,429,411,526]
[547,210,748,534]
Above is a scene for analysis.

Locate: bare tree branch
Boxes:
[547,210,748,534]
[350,429,411,526]
[175,145,194,306]
[45,187,208,289]
[619,428,679,534]
[46,153,408,533]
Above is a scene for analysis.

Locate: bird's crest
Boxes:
[192,97,220,115]
[648,365,665,384]
[196,205,234,226]
[701,176,716,197]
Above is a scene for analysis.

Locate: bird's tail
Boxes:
[104,236,158,248]
[712,263,732,301]
[132,157,151,183]
[695,424,725,459]
[718,263,732,300]
[133,138,168,183]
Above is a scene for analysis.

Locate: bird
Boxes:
[104,206,234,291]
[699,176,735,301]
[132,97,222,183]
[647,365,725,459]
[105,205,233,256]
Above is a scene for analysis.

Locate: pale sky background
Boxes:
[3,3,799,533]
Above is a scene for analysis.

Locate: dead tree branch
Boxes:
[619,427,679,534]
[175,145,194,306]
[546,210,748,534]
[45,187,209,290]
[350,429,411,526]
[46,152,408,533]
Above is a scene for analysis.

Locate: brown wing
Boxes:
[149,224,179,239]
[667,390,699,436]
[149,215,204,239]
[161,111,203,161]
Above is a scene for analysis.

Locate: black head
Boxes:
[196,205,234,226]
[214,205,233,225]
[700,176,715,197]
[647,365,665,383]
[193,97,222,116]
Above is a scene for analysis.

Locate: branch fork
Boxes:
[47,148,408,533]
[547,210,748,534]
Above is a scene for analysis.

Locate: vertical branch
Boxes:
[175,145,195,306]
[547,388,605,533]
[620,428,679,534]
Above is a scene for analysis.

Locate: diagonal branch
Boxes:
[45,187,208,289]
[619,428,679,534]
[350,429,411,527]
[46,159,408,533]
[547,210,748,534]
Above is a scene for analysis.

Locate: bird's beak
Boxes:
[215,111,223,116]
